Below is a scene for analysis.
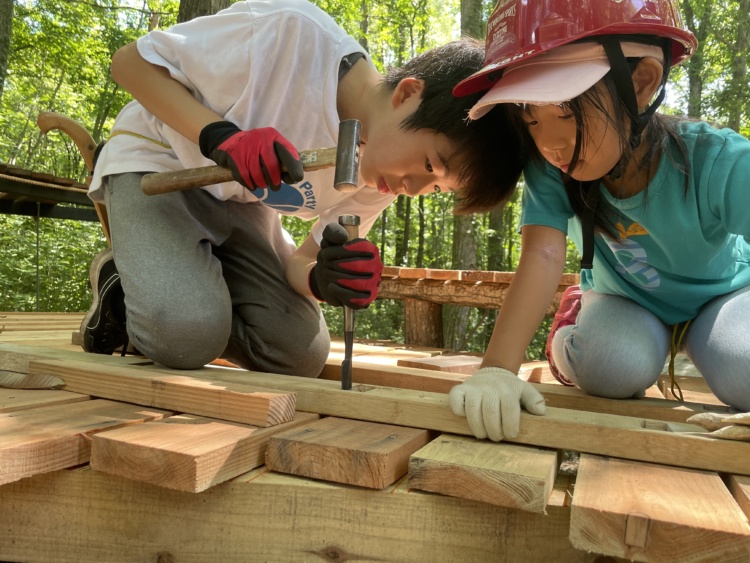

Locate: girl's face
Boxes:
[521,88,624,181]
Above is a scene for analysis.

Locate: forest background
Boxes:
[0,0,748,359]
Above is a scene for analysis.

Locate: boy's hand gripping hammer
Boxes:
[141,119,361,194]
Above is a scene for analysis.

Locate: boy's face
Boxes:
[358,77,461,197]
[360,128,460,197]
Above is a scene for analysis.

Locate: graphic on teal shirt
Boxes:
[603,222,660,289]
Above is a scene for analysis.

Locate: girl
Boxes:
[449,0,750,441]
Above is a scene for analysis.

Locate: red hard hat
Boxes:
[454,0,698,97]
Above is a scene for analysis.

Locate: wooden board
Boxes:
[322,359,721,423]
[408,433,558,513]
[27,358,750,475]
[0,399,171,485]
[397,354,483,375]
[91,412,319,492]
[0,467,594,563]
[570,454,750,562]
[266,416,430,489]
[727,475,750,521]
[0,388,89,413]
[29,358,297,427]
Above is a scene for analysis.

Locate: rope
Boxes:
[0,173,88,193]
[667,320,692,401]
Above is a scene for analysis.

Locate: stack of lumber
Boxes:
[0,313,748,563]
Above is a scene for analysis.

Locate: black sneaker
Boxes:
[81,248,129,354]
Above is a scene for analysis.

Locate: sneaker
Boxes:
[81,248,129,354]
[545,285,583,386]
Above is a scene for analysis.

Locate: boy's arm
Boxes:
[449,224,567,442]
[285,234,319,298]
[110,42,303,190]
[110,42,222,143]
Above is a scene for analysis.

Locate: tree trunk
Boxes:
[680,0,712,118]
[178,0,231,23]
[0,0,13,104]
[460,0,485,39]
[443,0,485,351]
[416,196,425,268]
[727,0,749,131]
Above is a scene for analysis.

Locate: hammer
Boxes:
[141,119,361,195]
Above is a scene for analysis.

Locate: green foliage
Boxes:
[0,214,107,311]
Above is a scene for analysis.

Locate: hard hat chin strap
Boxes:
[578,38,671,271]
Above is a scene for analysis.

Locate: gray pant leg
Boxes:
[105,173,329,376]
[551,291,671,398]
[217,198,330,378]
[684,284,750,411]
[105,173,233,368]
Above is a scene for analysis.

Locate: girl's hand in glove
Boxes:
[449,366,546,441]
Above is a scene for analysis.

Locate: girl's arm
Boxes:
[482,224,568,373]
[110,42,223,143]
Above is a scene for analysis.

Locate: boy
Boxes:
[82,0,523,377]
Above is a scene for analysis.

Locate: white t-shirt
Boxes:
[90,0,395,242]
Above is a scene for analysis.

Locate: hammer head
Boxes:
[333,119,361,193]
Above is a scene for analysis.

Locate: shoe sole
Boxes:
[80,248,120,353]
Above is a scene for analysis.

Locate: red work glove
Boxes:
[199,121,304,191]
[309,223,382,309]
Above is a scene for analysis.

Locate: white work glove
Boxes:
[449,367,546,442]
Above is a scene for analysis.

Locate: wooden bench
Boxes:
[378,266,580,347]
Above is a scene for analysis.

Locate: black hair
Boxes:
[505,60,690,236]
[381,37,525,213]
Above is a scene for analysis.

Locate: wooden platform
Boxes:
[1,313,749,563]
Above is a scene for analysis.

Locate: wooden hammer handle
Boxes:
[141,146,338,195]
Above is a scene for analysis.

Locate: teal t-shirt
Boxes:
[520,119,750,325]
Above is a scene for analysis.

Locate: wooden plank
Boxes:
[30,358,750,475]
[266,416,430,489]
[571,454,750,562]
[0,399,171,486]
[0,467,594,563]
[0,341,147,372]
[727,475,750,521]
[397,354,482,375]
[90,412,319,492]
[0,388,90,413]
[28,359,296,427]
[320,360,723,424]
[408,434,558,513]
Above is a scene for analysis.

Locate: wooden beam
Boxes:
[319,360,726,423]
[0,467,591,562]
[727,475,750,521]
[570,454,750,561]
[408,434,558,513]
[0,399,171,486]
[28,359,296,427]
[0,388,89,413]
[90,412,319,492]
[266,417,430,489]
[28,359,750,475]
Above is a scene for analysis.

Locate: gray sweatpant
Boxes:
[104,172,330,376]
[551,285,750,411]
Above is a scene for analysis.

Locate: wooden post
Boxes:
[404,298,443,348]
